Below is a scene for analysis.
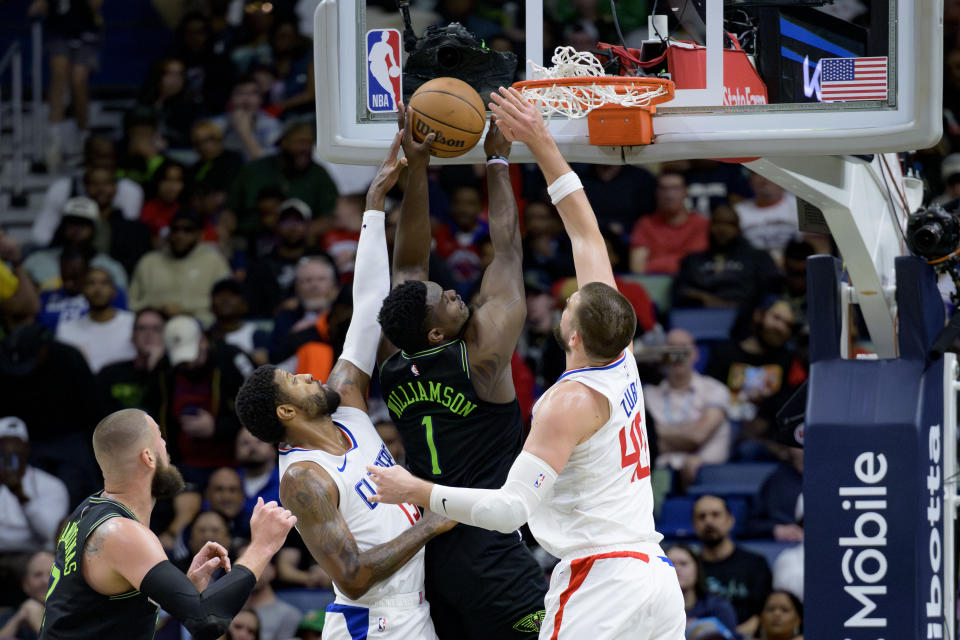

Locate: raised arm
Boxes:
[391,103,435,285]
[329,131,405,410]
[489,87,616,291]
[464,121,526,399]
[367,381,606,533]
[280,461,453,600]
[84,500,294,640]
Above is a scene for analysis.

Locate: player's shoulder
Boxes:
[540,379,608,418]
[332,405,375,430]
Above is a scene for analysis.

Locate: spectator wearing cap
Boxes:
[0,416,70,553]
[296,609,325,640]
[23,196,128,293]
[55,267,136,374]
[147,314,253,485]
[30,137,145,248]
[209,278,269,365]
[934,153,960,205]
[228,120,338,239]
[97,308,167,413]
[209,74,282,161]
[129,208,231,325]
[245,198,327,317]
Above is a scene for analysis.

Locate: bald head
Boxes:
[666,328,694,348]
[92,409,154,475]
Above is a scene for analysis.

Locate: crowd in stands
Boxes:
[1,0,958,638]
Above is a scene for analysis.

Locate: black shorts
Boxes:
[424,525,548,640]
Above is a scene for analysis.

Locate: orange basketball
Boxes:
[408,77,486,158]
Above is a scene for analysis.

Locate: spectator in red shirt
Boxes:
[629,169,709,275]
[433,183,489,295]
[140,160,186,241]
[320,194,363,283]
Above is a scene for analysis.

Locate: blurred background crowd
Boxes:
[0,0,958,638]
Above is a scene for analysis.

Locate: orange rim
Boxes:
[512,76,675,106]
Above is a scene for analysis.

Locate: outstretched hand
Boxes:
[483,117,512,159]
[366,129,408,211]
[488,87,550,149]
[398,102,435,166]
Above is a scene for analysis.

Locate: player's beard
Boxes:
[151,458,186,499]
[553,323,571,353]
[306,385,342,417]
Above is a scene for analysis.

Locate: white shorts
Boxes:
[540,544,686,640]
[323,591,438,640]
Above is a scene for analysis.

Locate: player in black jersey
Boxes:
[39,408,295,640]
[377,107,547,639]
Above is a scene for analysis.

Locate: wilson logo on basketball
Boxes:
[415,119,465,149]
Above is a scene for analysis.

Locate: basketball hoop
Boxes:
[512,47,675,146]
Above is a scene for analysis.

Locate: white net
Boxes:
[521,46,671,119]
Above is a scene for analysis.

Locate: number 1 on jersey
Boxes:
[421,416,442,475]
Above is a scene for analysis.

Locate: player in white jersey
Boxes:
[236,132,454,640]
[367,87,686,639]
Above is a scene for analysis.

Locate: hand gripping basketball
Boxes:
[397,102,435,166]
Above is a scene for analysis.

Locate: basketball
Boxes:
[408,77,486,158]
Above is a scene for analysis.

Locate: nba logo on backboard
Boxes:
[366,29,402,114]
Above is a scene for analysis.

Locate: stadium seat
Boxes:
[686,462,779,498]
[668,307,739,342]
[658,496,696,539]
[622,274,674,314]
[738,540,800,568]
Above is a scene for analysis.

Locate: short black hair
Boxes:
[378,281,430,353]
[235,365,287,444]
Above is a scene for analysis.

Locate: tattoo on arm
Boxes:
[283,465,443,599]
[470,351,507,398]
[85,526,107,556]
[327,360,370,409]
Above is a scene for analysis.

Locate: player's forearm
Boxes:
[234,541,277,580]
[486,165,522,259]
[341,210,389,374]
[392,162,431,279]
[527,134,572,185]
[343,517,446,598]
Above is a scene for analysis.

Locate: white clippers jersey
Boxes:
[529,351,662,559]
[278,406,425,605]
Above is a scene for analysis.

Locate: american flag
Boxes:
[820,57,887,102]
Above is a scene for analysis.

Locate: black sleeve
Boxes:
[139,561,257,640]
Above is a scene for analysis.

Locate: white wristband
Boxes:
[547,171,584,205]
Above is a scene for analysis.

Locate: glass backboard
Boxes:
[314,0,941,164]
